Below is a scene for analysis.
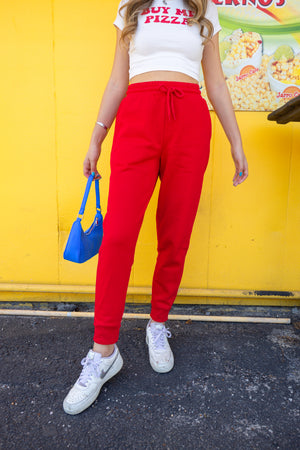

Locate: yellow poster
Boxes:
[200,0,300,111]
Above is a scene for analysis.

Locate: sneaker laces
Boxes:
[151,324,172,351]
[78,355,102,387]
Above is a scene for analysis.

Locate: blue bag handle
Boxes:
[78,173,101,219]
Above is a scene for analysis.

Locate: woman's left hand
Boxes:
[231,143,248,187]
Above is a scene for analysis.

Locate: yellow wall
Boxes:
[0,0,299,305]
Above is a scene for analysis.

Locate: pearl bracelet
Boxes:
[95,121,109,131]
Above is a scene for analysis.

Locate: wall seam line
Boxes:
[50,0,61,286]
[284,123,294,275]
[206,112,216,291]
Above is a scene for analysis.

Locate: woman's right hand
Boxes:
[83,144,102,179]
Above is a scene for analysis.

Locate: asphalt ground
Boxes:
[1,306,300,449]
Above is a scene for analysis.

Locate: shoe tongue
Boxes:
[91,350,104,363]
[87,349,103,362]
[86,350,95,359]
[87,350,95,360]
[152,323,164,331]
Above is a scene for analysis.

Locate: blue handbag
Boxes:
[63,174,103,263]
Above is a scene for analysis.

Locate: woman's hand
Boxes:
[202,34,249,188]
[83,144,102,180]
[231,143,248,187]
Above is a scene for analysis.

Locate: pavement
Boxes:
[1,304,300,449]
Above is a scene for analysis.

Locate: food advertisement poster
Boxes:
[200,0,300,111]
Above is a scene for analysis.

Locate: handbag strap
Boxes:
[78,174,101,218]
[95,178,101,212]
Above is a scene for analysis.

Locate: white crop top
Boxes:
[113,0,221,82]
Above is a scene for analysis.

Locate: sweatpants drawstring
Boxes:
[159,85,184,120]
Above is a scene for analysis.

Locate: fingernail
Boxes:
[92,172,95,177]
[239,172,243,177]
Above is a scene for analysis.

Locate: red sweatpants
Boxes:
[94,81,211,344]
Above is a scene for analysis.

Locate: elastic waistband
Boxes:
[127,80,201,94]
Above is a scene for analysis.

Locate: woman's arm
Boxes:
[83,28,129,179]
[201,33,248,187]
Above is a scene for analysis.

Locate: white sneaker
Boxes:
[146,320,174,373]
[63,345,123,415]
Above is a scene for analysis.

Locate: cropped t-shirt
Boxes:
[113,0,221,82]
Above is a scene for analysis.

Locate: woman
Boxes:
[63,0,248,415]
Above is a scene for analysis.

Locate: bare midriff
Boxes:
[130,70,198,84]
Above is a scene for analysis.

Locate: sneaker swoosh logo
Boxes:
[100,353,118,379]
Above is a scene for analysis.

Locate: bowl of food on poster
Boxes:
[220,29,263,79]
[267,45,300,99]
